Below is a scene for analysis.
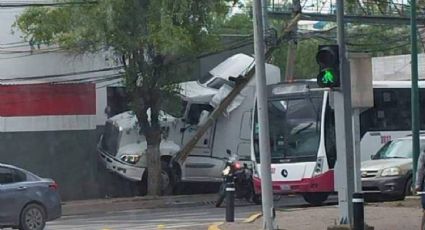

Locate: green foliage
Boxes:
[347,24,413,56]
[216,13,253,34]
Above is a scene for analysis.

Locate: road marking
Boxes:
[208,222,223,230]
[157,224,165,229]
[243,212,262,223]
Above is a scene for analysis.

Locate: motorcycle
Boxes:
[215,150,256,207]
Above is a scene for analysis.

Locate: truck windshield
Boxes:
[253,95,323,163]
[373,139,425,159]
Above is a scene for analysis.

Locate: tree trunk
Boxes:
[146,142,162,196]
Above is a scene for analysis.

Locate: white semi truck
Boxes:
[97,53,281,192]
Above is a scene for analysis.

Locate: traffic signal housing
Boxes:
[316,45,340,88]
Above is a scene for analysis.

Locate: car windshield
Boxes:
[374,139,425,159]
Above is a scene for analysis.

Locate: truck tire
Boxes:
[161,161,174,195]
[138,161,174,196]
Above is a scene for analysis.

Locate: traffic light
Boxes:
[316,45,340,88]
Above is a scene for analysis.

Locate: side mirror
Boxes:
[370,154,375,160]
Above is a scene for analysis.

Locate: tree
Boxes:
[14,0,236,196]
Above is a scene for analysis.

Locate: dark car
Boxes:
[0,163,61,230]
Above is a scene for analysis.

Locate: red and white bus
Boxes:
[251,80,425,205]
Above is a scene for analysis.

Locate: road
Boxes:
[43,195,337,230]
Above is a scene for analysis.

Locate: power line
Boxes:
[0,66,123,81]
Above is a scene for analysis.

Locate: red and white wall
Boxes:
[0,5,126,200]
[0,83,97,132]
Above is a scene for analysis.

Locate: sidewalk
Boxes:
[217,197,423,230]
[61,194,217,216]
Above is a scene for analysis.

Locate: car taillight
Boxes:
[49,181,58,191]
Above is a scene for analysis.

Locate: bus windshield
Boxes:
[254,95,323,163]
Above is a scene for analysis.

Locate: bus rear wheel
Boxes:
[302,192,329,206]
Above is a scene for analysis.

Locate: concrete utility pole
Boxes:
[261,0,268,37]
[333,0,355,224]
[284,0,301,81]
[252,0,275,229]
[411,0,420,187]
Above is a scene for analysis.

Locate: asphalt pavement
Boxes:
[46,204,258,230]
[43,194,338,230]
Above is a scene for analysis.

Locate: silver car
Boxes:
[361,136,425,200]
[0,163,61,230]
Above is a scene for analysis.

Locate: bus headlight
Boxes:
[380,167,400,177]
[120,154,141,164]
[313,156,324,177]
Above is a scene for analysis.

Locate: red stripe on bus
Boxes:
[0,83,95,116]
[253,170,335,194]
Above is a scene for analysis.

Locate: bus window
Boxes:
[360,88,412,137]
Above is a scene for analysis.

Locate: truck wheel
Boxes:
[138,161,174,196]
[303,192,329,206]
[161,161,174,195]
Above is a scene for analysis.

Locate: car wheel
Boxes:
[404,177,413,197]
[19,203,46,230]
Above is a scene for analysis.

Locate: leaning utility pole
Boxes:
[334,0,355,225]
[253,0,275,229]
[284,0,301,81]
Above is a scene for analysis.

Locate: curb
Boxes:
[61,194,217,217]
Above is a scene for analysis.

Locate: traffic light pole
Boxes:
[252,0,275,229]
[334,0,355,224]
[411,0,420,193]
